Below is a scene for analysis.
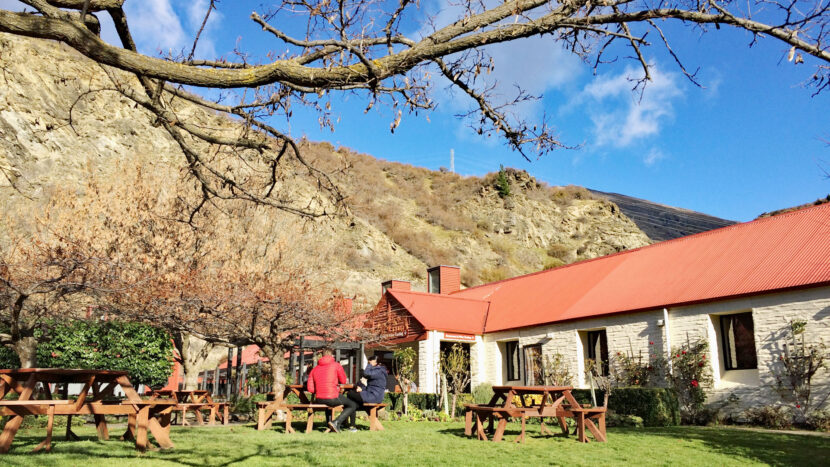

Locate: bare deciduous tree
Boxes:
[0,0,827,215]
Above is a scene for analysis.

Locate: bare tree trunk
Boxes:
[176,332,228,390]
[403,391,409,416]
[451,393,457,419]
[261,345,286,399]
[12,336,38,368]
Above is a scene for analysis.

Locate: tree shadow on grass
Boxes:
[4,431,328,466]
[627,426,830,466]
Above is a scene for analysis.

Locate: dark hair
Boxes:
[367,354,378,362]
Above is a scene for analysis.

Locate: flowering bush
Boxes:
[773,319,828,422]
[667,339,712,424]
[612,343,665,387]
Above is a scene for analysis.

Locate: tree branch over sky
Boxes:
[1,0,828,213]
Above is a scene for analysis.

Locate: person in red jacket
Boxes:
[307,348,357,433]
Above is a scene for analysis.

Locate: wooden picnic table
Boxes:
[150,389,229,426]
[0,368,176,453]
[257,384,385,432]
[464,385,606,443]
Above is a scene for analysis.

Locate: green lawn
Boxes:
[2,420,828,466]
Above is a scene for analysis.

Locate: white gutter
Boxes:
[663,308,673,375]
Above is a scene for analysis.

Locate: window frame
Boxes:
[523,344,544,386]
[586,330,609,377]
[504,341,520,382]
[428,269,440,294]
[720,312,758,371]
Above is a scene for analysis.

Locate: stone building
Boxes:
[365,203,830,412]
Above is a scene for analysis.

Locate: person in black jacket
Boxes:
[345,355,387,430]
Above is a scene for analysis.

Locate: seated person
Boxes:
[345,355,388,428]
[307,348,357,433]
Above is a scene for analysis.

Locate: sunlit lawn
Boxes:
[3,419,828,466]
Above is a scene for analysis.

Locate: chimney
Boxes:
[427,265,461,294]
[382,280,411,295]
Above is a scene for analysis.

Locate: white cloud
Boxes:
[124,0,187,55]
[575,63,683,148]
[643,147,666,166]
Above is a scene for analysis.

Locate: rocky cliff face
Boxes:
[0,32,653,303]
[590,190,737,242]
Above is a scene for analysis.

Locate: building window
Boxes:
[428,269,440,294]
[720,312,757,370]
[524,345,544,385]
[505,341,520,381]
[586,330,609,377]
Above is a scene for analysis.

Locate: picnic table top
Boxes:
[491,385,574,392]
[0,368,129,377]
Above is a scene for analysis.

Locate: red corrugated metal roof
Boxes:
[382,203,830,334]
[387,289,489,334]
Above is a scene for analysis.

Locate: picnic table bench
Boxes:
[256,384,386,432]
[0,368,176,453]
[464,385,606,444]
[151,389,229,426]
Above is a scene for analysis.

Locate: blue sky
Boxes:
[2,0,828,221]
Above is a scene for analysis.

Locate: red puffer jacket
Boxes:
[307,355,347,399]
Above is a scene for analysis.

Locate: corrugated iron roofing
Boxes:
[387,289,489,334]
[385,203,830,334]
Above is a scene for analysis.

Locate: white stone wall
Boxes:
[476,286,830,414]
[668,286,830,414]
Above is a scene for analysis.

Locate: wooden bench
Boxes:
[257,401,387,433]
[0,400,71,453]
[558,406,607,443]
[176,402,229,426]
[464,404,534,442]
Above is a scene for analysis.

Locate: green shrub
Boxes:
[472,383,494,405]
[606,412,644,428]
[36,320,174,388]
[745,405,793,429]
[806,409,830,431]
[0,345,19,369]
[571,387,680,426]
[495,165,511,198]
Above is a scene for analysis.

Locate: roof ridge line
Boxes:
[389,288,490,304]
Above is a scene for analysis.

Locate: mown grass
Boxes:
[2,420,828,466]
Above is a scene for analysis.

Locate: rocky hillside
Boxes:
[590,190,737,242]
[0,33,653,303]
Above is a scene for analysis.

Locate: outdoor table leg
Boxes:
[464,409,472,436]
[584,415,607,442]
[223,404,229,425]
[474,412,488,441]
[148,410,174,450]
[0,414,24,453]
[122,414,136,441]
[65,415,80,441]
[208,406,217,425]
[94,414,109,440]
[515,415,526,444]
[181,408,190,426]
[306,408,315,433]
[33,405,56,453]
[195,409,205,425]
[558,416,569,436]
[135,406,150,452]
[492,416,508,442]
[575,412,586,443]
[285,409,295,433]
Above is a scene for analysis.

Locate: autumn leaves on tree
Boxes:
[0,161,369,391]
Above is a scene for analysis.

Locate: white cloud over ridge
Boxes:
[577,63,684,149]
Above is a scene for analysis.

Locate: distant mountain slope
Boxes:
[757,195,830,219]
[589,190,737,242]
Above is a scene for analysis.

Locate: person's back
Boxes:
[307,355,345,399]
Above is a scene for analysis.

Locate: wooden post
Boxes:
[213,366,219,396]
[235,346,243,397]
[298,337,306,384]
[226,347,233,400]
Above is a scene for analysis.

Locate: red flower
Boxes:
[50,352,57,358]
[676,354,680,358]
[796,404,801,409]
[682,350,687,355]
[116,354,121,358]
[698,362,704,367]
[649,341,654,345]
[691,380,699,387]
